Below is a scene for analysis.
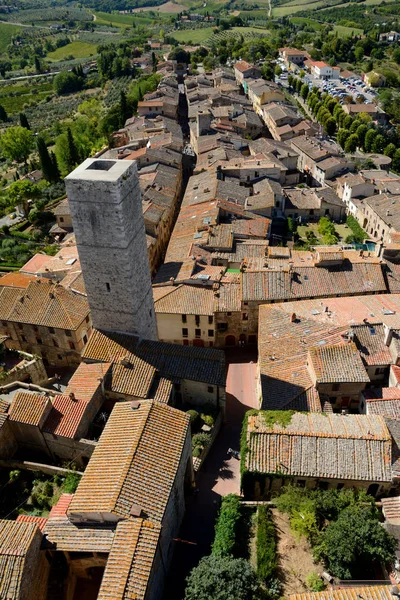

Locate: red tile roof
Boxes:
[48,494,74,518]
[65,362,111,403]
[16,515,47,531]
[0,273,39,289]
[43,395,88,439]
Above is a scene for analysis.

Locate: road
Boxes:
[163,354,258,600]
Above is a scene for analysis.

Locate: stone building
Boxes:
[0,279,91,368]
[358,193,400,244]
[233,61,261,86]
[242,411,394,498]
[65,158,157,341]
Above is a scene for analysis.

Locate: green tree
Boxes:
[67,127,80,169]
[343,115,353,129]
[274,64,282,77]
[364,128,377,152]
[384,143,397,158]
[54,70,83,95]
[314,505,396,579]
[372,134,385,154]
[119,90,130,128]
[344,134,359,153]
[392,148,400,172]
[337,128,350,149]
[393,47,400,65]
[19,112,30,130]
[356,124,368,148]
[324,117,336,136]
[7,179,40,216]
[0,104,7,122]
[0,126,34,164]
[300,84,309,100]
[37,137,59,183]
[185,556,262,600]
[212,494,241,558]
[50,151,61,182]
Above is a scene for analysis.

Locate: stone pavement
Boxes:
[164,353,259,600]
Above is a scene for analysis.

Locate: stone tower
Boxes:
[65,158,157,341]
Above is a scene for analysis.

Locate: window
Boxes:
[59,217,64,222]
[33,326,38,332]
[58,355,63,361]
[208,316,213,325]
[337,483,344,490]
[17,323,23,330]
[243,302,248,306]
[182,328,188,338]
[309,209,314,215]
[106,282,110,292]
[69,341,75,350]
[65,330,72,337]
[182,314,187,324]
[21,335,27,342]
[53,339,59,348]
[83,335,88,344]
[195,328,201,338]
[318,481,329,490]
[36,337,42,345]
[227,312,232,316]
[297,480,306,488]
[195,315,200,326]
[1,322,6,327]
[49,327,55,334]
[218,323,228,332]
[242,313,249,321]
[332,383,340,392]
[85,316,90,323]
[208,386,214,394]
[375,367,386,375]
[208,330,214,337]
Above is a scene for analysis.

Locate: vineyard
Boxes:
[0,6,93,23]
[104,75,133,107]
[0,79,54,115]
[205,26,267,46]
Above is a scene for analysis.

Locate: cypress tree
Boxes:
[50,151,61,182]
[120,90,129,127]
[37,136,59,182]
[66,127,80,170]
[0,104,7,121]
[19,112,30,130]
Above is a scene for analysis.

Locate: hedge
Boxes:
[346,215,365,244]
[256,505,277,582]
[211,494,241,558]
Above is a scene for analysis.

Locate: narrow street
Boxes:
[164,350,258,600]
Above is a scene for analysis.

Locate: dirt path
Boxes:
[272,509,323,597]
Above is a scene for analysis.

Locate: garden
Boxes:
[186,405,220,467]
[0,467,81,519]
[290,215,367,249]
[183,486,397,599]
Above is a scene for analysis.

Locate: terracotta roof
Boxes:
[352,323,393,365]
[15,515,47,531]
[153,377,173,404]
[43,394,89,439]
[65,362,110,403]
[154,284,214,315]
[53,198,70,216]
[97,519,161,600]
[7,280,89,330]
[83,329,226,387]
[0,519,42,600]
[20,253,49,274]
[289,587,394,600]
[0,273,39,289]
[48,494,74,518]
[308,342,370,384]
[245,412,392,482]
[0,286,22,320]
[214,282,241,312]
[382,496,400,524]
[8,392,50,426]
[43,517,115,553]
[68,401,190,523]
[233,60,254,73]
[363,388,400,419]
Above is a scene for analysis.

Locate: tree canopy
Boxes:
[1,126,34,164]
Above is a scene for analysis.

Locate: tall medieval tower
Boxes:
[65,158,157,341]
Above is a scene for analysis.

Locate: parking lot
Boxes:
[275,57,379,107]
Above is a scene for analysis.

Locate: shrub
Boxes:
[306,572,325,592]
[212,494,241,557]
[187,409,199,427]
[201,413,214,427]
[62,471,81,494]
[346,215,365,244]
[256,506,277,582]
[192,432,211,448]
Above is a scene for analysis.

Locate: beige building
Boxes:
[233,60,261,86]
[246,79,285,116]
[0,279,91,368]
[359,193,400,243]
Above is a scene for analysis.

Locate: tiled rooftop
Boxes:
[290,588,394,600]
[97,519,161,600]
[154,284,214,315]
[308,342,370,384]
[8,392,50,426]
[246,412,392,482]
[68,401,190,523]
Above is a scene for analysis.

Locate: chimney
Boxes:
[69,392,76,402]
[290,312,297,323]
[384,324,393,347]
[130,400,141,410]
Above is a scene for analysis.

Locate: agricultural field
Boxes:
[206,26,267,46]
[0,79,54,115]
[130,1,186,12]
[171,26,216,43]
[47,41,98,61]
[0,6,93,24]
[0,23,22,53]
[333,24,364,36]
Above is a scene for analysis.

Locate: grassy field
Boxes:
[47,41,98,61]
[272,0,329,17]
[334,24,364,36]
[297,222,351,243]
[0,22,22,53]
[290,16,324,29]
[93,9,169,26]
[171,26,216,43]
